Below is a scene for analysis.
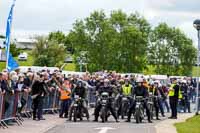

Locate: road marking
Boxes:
[95,127,116,133]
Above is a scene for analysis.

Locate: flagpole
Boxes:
[5,0,16,71]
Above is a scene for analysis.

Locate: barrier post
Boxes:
[0,94,6,129]
[52,89,58,113]
[21,92,31,118]
[0,94,8,128]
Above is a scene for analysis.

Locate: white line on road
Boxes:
[95,127,116,133]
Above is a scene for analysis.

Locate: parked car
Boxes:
[18,52,28,61]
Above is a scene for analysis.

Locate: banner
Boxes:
[5,0,19,72]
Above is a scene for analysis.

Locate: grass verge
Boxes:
[175,115,200,133]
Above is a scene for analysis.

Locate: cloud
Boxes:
[0,0,145,37]
[0,0,199,44]
[178,21,198,46]
[146,0,200,13]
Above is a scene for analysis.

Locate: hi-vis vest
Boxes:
[168,84,182,99]
[148,87,155,95]
[122,84,132,96]
[60,84,72,100]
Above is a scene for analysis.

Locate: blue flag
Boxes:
[5,0,19,72]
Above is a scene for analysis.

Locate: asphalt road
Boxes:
[45,111,167,133]
[45,102,196,133]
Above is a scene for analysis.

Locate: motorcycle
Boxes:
[70,95,84,122]
[120,95,131,119]
[134,96,144,123]
[99,92,110,123]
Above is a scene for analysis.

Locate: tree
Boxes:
[32,36,66,67]
[68,10,196,75]
[10,43,20,57]
[49,31,75,53]
[69,10,150,72]
[64,33,75,54]
[48,31,66,44]
[148,23,196,76]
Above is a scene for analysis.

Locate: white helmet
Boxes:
[154,80,160,84]
[136,78,143,83]
[182,80,187,84]
[104,79,109,83]
[149,81,154,86]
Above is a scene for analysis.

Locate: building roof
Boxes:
[15,38,37,44]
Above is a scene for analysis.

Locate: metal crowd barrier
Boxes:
[0,84,96,129]
[20,92,32,118]
[0,94,6,128]
[43,89,60,114]
[0,89,61,129]
[0,92,22,129]
[87,86,96,108]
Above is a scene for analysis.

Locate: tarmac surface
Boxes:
[45,112,167,133]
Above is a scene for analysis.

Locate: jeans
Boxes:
[183,98,191,113]
[162,99,170,112]
[59,99,71,117]
[158,98,164,116]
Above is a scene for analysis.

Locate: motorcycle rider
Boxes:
[148,81,160,120]
[149,81,165,120]
[180,80,191,113]
[121,79,133,97]
[93,79,119,122]
[126,78,152,123]
[117,79,133,118]
[69,81,89,121]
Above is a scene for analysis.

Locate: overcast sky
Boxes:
[0,0,199,45]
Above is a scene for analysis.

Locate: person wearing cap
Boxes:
[126,78,152,123]
[168,78,180,119]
